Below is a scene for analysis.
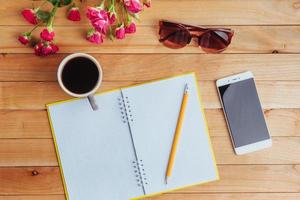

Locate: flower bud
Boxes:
[123,0,143,14]
[21,8,38,25]
[67,6,81,21]
[115,25,126,39]
[125,22,136,34]
[108,11,116,24]
[18,32,31,45]
[86,28,104,44]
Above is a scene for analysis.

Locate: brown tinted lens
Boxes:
[159,24,191,49]
[199,30,233,53]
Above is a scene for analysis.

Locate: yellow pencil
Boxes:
[165,83,189,184]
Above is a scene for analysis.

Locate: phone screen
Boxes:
[218,78,270,148]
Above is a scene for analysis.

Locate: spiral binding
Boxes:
[118,95,134,124]
[132,159,148,187]
[119,92,148,190]
[118,97,127,123]
[124,96,134,123]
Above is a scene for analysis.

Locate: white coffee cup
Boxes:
[57,53,103,110]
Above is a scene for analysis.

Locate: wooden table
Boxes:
[1,0,300,199]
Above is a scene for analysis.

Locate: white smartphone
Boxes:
[216,71,272,155]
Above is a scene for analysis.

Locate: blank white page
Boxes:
[122,73,219,195]
[47,91,144,200]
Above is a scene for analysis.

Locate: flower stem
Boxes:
[35,0,48,12]
[112,0,115,7]
[108,26,114,40]
[121,3,130,25]
[40,0,48,8]
[99,0,106,8]
[108,0,115,11]
[47,2,59,30]
[29,22,42,34]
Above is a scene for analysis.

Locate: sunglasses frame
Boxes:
[159,20,234,52]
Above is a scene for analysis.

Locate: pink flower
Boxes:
[123,0,143,13]
[143,0,151,8]
[40,28,55,41]
[67,6,81,21]
[34,42,43,56]
[21,8,38,25]
[18,32,31,45]
[42,45,53,55]
[86,29,103,44]
[50,43,59,53]
[86,7,100,20]
[34,41,59,56]
[108,11,116,24]
[86,7,109,34]
[125,22,136,34]
[115,25,126,40]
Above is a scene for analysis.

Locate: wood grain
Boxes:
[1,109,299,139]
[0,196,65,200]
[1,81,299,109]
[1,54,300,81]
[0,139,57,167]
[1,0,299,199]
[1,193,300,200]
[2,25,300,53]
[213,137,300,165]
[0,110,50,138]
[148,193,300,200]
[0,137,299,167]
[0,167,64,195]
[0,165,299,195]
[1,0,300,26]
[187,165,300,193]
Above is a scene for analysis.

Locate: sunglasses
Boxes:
[159,20,234,53]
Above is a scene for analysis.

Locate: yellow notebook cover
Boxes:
[47,72,219,200]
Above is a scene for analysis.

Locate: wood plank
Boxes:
[1,54,300,81]
[1,109,299,139]
[208,109,300,137]
[186,165,300,193]
[148,193,300,200]
[213,137,300,165]
[0,139,57,167]
[1,193,300,200]
[2,25,300,53]
[0,137,299,167]
[0,110,50,138]
[1,0,299,199]
[0,167,64,195]
[0,165,299,194]
[1,0,300,26]
[0,81,299,109]
[0,196,65,200]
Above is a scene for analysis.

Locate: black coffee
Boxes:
[62,57,99,94]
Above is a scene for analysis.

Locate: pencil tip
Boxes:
[165,177,168,184]
[184,83,189,93]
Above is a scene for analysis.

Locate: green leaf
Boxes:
[47,0,73,7]
[36,10,50,22]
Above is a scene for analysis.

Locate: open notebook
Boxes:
[47,73,219,200]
